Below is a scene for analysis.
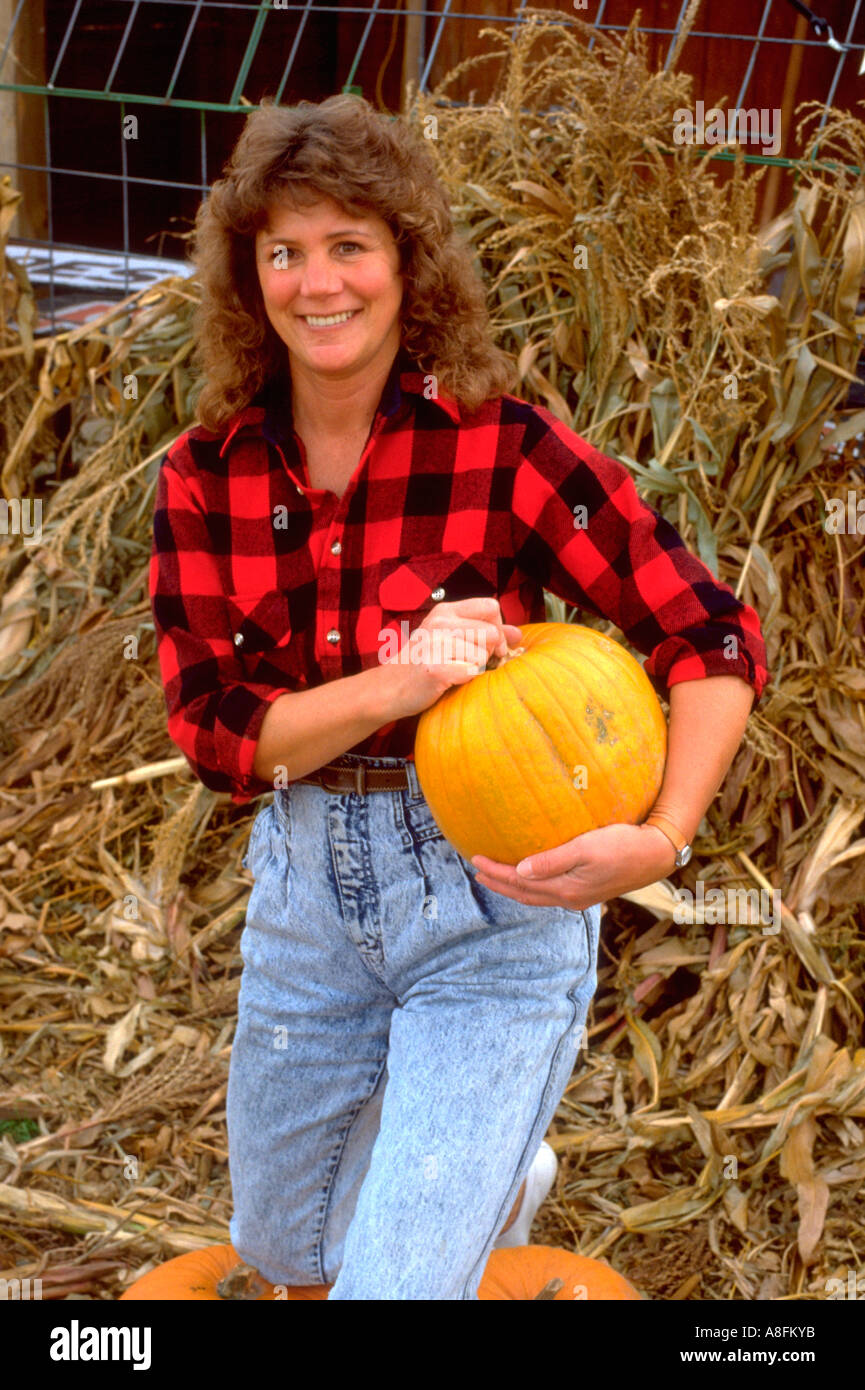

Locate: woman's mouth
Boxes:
[299,309,361,330]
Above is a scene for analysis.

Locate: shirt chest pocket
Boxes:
[378,552,501,620]
[226,591,294,659]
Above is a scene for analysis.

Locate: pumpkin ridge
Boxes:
[430,715,457,844]
[539,634,616,696]
[486,664,556,843]
[536,638,662,820]
[499,673,578,839]
[508,646,610,828]
[479,650,565,852]
[539,647,629,766]
[460,673,507,859]
[418,698,448,831]
[472,669,517,859]
[416,696,466,856]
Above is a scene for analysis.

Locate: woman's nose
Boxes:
[298,253,343,296]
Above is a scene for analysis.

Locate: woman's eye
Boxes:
[265,242,360,263]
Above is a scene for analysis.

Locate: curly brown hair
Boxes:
[190,94,517,432]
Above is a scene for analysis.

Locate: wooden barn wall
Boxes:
[16,1,865,252]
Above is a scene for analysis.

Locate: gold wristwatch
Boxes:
[643,814,692,868]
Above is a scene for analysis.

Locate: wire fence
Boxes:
[0,0,862,328]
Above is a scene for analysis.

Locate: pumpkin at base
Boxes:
[119,1244,327,1301]
[478,1245,642,1300]
[413,622,668,865]
[118,1242,643,1301]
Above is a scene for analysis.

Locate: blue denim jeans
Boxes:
[227,753,600,1300]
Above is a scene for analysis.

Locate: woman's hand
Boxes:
[471,823,678,912]
[378,597,523,721]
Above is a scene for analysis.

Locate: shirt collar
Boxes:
[217,344,460,458]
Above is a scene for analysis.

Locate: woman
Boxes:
[150,94,769,1300]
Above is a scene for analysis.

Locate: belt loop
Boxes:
[354,764,366,795]
[405,760,420,800]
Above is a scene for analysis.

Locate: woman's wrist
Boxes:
[638,822,679,875]
[645,801,697,845]
[359,658,405,723]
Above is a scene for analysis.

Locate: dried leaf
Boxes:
[779,1115,830,1263]
[509,178,571,219]
[722,1183,749,1234]
[103,1002,143,1076]
[792,187,822,306]
[834,193,865,330]
[619,1183,722,1232]
[625,1009,662,1108]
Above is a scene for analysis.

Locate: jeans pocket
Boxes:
[242,801,275,878]
[455,854,595,937]
[402,794,448,846]
[453,854,538,926]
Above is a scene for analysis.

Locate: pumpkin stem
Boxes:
[486,644,526,671]
[216,1262,270,1300]
[534,1277,565,1300]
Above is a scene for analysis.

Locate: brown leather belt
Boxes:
[297,761,410,793]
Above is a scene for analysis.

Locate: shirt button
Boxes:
[331,540,342,556]
[326,628,341,644]
[431,586,445,600]
[296,485,304,495]
[234,633,244,647]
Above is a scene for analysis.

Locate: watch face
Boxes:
[677,845,692,868]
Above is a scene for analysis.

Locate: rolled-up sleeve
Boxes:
[149,449,291,804]
[511,414,770,704]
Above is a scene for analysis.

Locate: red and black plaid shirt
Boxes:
[149,345,770,805]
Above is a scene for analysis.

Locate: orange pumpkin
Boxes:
[414,621,667,864]
[119,1242,642,1301]
[119,1245,328,1301]
[478,1245,642,1301]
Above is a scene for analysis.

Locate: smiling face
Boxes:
[254,194,404,386]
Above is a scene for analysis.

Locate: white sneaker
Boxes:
[492,1140,558,1248]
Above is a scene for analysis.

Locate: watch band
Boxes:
[643,814,692,867]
